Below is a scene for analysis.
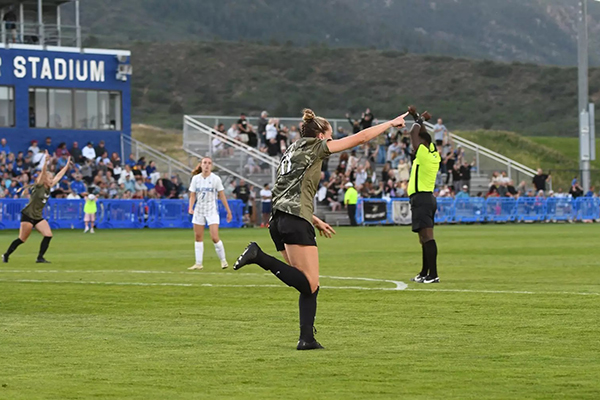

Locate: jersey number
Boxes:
[280,151,294,176]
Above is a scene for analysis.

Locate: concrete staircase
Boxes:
[183,116,278,188]
[183,115,537,226]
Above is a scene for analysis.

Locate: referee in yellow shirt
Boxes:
[406,107,441,284]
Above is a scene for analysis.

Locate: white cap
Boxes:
[462,185,468,190]
[88,194,96,200]
[345,182,353,188]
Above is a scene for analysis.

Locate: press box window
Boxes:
[28,88,72,129]
[29,88,121,130]
[75,90,121,130]
[0,86,15,127]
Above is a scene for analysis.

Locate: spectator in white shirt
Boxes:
[265,119,278,142]
[433,118,447,146]
[227,123,239,141]
[259,183,272,227]
[96,151,111,166]
[118,164,135,185]
[32,150,46,170]
[28,140,40,155]
[387,141,402,163]
[82,142,96,161]
[355,166,368,187]
[212,137,224,156]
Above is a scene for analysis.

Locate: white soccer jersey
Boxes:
[189,173,224,216]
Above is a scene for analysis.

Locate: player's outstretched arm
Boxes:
[36,150,49,184]
[218,191,233,223]
[326,112,407,154]
[51,156,72,186]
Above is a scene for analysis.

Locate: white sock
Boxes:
[214,240,226,262]
[194,241,204,265]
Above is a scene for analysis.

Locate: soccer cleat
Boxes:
[188,264,203,270]
[83,227,89,233]
[423,276,440,284]
[411,274,426,283]
[221,260,229,269]
[2,253,8,263]
[233,242,260,270]
[90,228,95,234]
[36,258,51,264]
[297,339,325,350]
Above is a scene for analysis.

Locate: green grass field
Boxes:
[2,225,599,399]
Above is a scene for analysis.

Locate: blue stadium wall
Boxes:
[0,46,131,156]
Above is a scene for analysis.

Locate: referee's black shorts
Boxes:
[409,192,437,233]
[269,210,317,252]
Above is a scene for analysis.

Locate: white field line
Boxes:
[406,288,599,296]
[0,279,400,291]
[0,270,597,296]
[0,270,406,290]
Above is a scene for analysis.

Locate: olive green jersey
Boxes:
[272,138,331,223]
[21,184,50,220]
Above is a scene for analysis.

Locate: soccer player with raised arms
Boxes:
[2,151,71,263]
[188,157,232,270]
[234,108,408,350]
[406,106,441,284]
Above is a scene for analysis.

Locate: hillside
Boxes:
[127,41,600,136]
[67,0,600,66]
[457,131,600,189]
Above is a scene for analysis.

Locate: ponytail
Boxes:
[300,108,330,138]
[191,164,202,176]
[191,157,212,176]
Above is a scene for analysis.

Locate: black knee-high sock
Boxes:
[423,240,438,278]
[420,244,428,277]
[5,238,24,256]
[38,236,52,259]
[254,249,311,295]
[299,287,319,341]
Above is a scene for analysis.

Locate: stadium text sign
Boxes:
[0,55,105,82]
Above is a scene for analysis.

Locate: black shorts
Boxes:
[21,212,44,227]
[410,192,437,233]
[269,210,317,252]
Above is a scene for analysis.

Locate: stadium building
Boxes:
[0,0,131,155]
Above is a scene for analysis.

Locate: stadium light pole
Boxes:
[578,0,598,192]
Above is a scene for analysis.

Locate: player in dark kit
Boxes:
[233,108,408,350]
[2,151,71,263]
[406,107,441,284]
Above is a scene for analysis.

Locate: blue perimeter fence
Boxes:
[0,199,245,230]
[356,197,600,225]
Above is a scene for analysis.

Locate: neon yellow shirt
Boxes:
[344,187,358,205]
[84,199,97,214]
[408,143,441,196]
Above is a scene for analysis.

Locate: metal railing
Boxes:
[2,22,82,47]
[183,116,278,188]
[120,135,192,184]
[189,114,538,185]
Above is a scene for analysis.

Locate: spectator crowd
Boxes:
[217,108,600,227]
[0,136,187,201]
